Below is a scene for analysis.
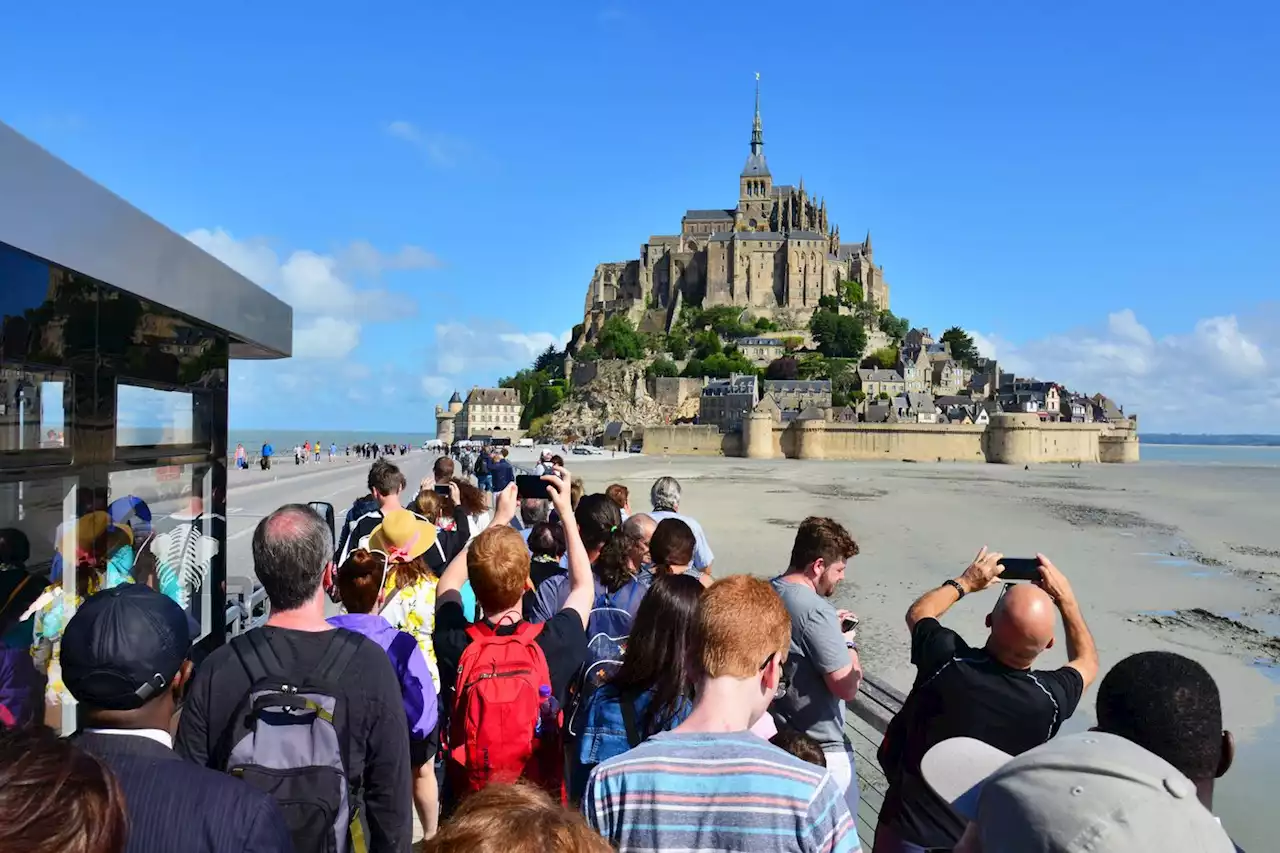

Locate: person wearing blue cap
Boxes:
[62,585,292,853]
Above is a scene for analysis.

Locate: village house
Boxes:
[699,373,759,432]
[854,368,906,399]
[931,358,971,395]
[736,336,786,366]
[763,379,832,414]
[897,346,931,394]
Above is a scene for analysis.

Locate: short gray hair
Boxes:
[650,477,681,512]
[253,504,331,611]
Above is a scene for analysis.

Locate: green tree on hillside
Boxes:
[692,330,723,360]
[598,316,644,360]
[753,316,779,333]
[680,357,704,378]
[576,344,600,362]
[840,280,863,308]
[646,357,680,378]
[870,346,900,370]
[817,295,841,313]
[534,344,563,377]
[810,311,867,359]
[879,309,910,342]
[941,326,981,369]
[781,335,804,352]
[666,329,690,360]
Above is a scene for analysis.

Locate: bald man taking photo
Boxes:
[872,549,1099,853]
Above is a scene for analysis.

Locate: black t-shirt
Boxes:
[433,601,587,707]
[522,557,566,620]
[879,617,1084,848]
[174,626,413,852]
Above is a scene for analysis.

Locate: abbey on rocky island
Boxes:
[575,78,891,349]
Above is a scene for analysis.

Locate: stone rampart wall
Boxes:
[658,413,1140,463]
[643,425,740,456]
[649,376,706,407]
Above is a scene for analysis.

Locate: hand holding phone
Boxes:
[516,474,549,500]
[841,616,859,634]
[433,484,452,497]
[996,557,1041,582]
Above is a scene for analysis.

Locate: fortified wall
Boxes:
[644,413,1140,463]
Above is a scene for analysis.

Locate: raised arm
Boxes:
[1034,554,1100,688]
[905,546,1004,631]
[545,467,593,629]
[436,482,517,612]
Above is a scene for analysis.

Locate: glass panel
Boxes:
[0,473,83,733]
[107,463,222,643]
[0,368,71,455]
[116,384,205,447]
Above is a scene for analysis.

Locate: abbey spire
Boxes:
[750,72,764,156]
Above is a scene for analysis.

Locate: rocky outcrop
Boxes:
[543,359,699,440]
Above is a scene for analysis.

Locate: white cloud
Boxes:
[433,323,571,376]
[422,375,453,397]
[294,317,361,359]
[980,305,1278,433]
[383,121,470,168]
[186,228,427,360]
[339,240,442,276]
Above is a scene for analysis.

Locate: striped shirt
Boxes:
[582,730,861,853]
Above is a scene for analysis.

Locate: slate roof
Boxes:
[684,209,736,221]
[741,152,771,177]
[856,369,905,383]
[788,230,825,240]
[465,387,520,406]
[448,390,462,404]
[737,337,784,346]
[764,380,831,394]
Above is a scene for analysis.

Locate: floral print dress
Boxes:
[379,570,441,693]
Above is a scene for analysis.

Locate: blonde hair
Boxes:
[695,575,791,679]
[423,782,611,853]
[467,525,531,613]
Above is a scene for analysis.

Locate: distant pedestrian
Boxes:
[260,442,272,470]
[234,444,247,470]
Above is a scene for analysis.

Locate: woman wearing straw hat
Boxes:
[367,509,444,691]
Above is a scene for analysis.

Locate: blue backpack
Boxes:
[566,581,644,736]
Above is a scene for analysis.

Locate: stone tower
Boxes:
[435,390,463,444]
[736,74,772,229]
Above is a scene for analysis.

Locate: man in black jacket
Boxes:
[62,585,292,853]
[177,504,413,852]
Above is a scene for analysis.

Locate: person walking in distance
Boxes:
[769,517,865,825]
[582,575,860,852]
[489,448,515,494]
[176,504,413,852]
[873,550,1099,853]
[473,449,491,493]
[62,585,291,853]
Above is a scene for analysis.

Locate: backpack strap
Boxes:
[619,689,643,749]
[232,630,285,685]
[316,629,363,683]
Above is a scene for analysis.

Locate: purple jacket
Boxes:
[327,613,437,740]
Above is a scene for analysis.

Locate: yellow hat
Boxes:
[367,510,437,563]
[60,510,133,555]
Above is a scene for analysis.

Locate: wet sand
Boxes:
[551,452,1279,850]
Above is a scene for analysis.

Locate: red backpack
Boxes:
[445,621,565,803]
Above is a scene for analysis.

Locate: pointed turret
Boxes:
[740,73,770,180]
[865,230,873,256]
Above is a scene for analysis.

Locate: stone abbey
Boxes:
[575,78,891,348]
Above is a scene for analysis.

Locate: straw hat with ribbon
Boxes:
[367,509,437,564]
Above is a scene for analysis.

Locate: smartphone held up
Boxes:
[997,557,1042,582]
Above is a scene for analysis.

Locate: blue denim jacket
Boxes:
[569,683,692,801]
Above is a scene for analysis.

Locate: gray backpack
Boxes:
[227,629,365,853]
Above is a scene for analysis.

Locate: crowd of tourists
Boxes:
[0,455,1249,852]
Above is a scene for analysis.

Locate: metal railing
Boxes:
[847,674,907,851]
[224,576,269,636]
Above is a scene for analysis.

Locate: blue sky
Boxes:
[3,1,1277,433]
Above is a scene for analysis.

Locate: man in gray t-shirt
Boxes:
[769,516,864,817]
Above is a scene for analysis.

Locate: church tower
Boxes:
[737,74,772,228]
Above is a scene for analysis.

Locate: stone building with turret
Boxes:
[575,78,891,349]
[435,390,463,444]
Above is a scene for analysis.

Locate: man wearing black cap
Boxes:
[62,584,292,853]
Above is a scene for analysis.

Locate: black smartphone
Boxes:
[433,484,452,497]
[998,558,1042,582]
[516,474,549,500]
[841,616,859,633]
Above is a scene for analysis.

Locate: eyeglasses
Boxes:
[760,651,790,700]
